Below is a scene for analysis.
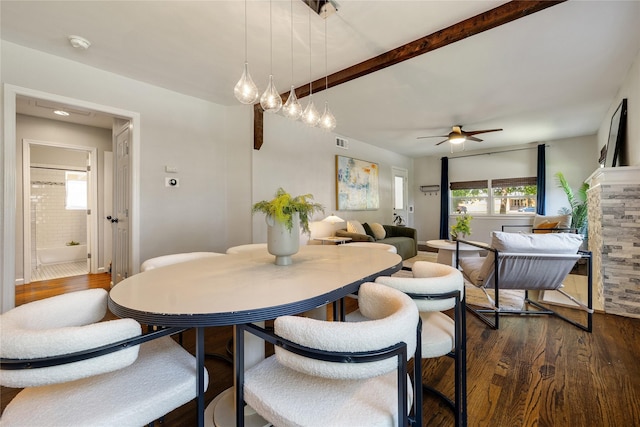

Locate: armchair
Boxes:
[456,231,593,331]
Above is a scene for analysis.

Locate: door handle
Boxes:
[107,216,119,223]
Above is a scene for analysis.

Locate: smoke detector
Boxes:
[68,35,91,50]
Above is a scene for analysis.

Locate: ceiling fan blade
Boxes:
[417,135,448,139]
[464,128,503,137]
[435,139,449,146]
[467,136,483,142]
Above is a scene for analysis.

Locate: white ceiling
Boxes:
[3,1,639,157]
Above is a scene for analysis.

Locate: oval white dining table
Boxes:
[109,245,402,427]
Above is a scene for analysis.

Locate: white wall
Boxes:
[597,48,640,167]
[252,113,414,244]
[413,135,598,244]
[2,41,241,271]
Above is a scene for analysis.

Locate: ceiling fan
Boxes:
[417,125,503,146]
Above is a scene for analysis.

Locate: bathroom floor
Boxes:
[31,261,88,282]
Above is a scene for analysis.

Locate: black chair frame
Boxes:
[405,288,466,427]
[0,326,186,370]
[501,224,578,234]
[456,239,593,332]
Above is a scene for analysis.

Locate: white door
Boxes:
[103,152,113,275]
[392,167,409,226]
[112,120,131,286]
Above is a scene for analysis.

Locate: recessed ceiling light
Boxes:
[54,110,70,116]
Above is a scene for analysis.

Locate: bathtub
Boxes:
[37,244,87,266]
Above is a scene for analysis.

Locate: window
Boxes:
[65,171,87,210]
[451,177,536,215]
[450,180,488,214]
[394,175,404,210]
[491,177,537,214]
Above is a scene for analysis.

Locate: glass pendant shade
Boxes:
[260,75,283,113]
[234,62,259,104]
[318,101,337,131]
[301,96,320,126]
[282,86,302,120]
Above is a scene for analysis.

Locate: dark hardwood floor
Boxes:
[2,273,639,426]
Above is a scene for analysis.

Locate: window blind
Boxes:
[492,177,537,187]
[450,180,488,190]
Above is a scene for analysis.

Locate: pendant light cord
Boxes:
[325,16,328,92]
[290,0,294,82]
[269,0,273,74]
[243,0,248,63]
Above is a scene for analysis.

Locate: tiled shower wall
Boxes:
[30,168,86,265]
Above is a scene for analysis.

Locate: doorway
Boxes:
[392,167,409,226]
[2,84,141,312]
[22,141,97,283]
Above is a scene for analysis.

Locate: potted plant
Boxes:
[554,172,589,234]
[252,188,324,265]
[450,212,472,241]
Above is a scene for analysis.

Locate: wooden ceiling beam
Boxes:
[254,0,566,150]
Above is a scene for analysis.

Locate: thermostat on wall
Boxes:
[165,177,179,187]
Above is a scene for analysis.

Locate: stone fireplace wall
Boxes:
[587,166,640,318]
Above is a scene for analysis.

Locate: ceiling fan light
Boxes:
[449,134,466,144]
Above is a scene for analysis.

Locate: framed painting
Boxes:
[604,98,627,168]
[335,155,379,210]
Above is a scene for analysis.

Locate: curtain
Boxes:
[536,144,546,215]
[439,157,449,239]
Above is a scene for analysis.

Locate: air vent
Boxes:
[336,137,348,149]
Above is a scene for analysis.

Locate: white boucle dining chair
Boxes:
[235,282,422,427]
[375,261,467,427]
[225,243,268,254]
[141,251,225,271]
[0,288,207,426]
[339,241,398,253]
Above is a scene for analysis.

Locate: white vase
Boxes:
[266,213,300,266]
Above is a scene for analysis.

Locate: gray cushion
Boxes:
[458,257,486,286]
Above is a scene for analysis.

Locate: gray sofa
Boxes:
[335,224,418,260]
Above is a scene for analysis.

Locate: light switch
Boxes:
[165,165,178,173]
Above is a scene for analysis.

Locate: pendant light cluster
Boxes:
[233,0,337,131]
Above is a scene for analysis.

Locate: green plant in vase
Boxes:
[253,188,324,266]
[252,188,324,235]
[450,213,472,241]
[554,172,589,235]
